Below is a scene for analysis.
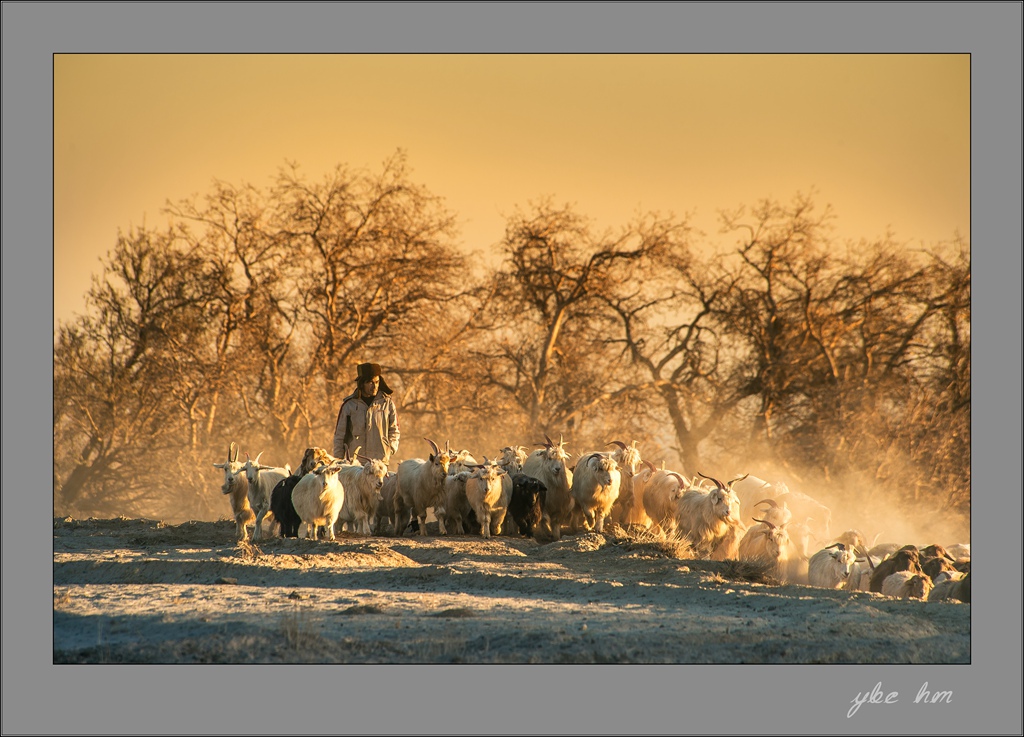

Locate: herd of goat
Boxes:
[211,436,970,604]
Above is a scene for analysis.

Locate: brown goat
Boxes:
[298,447,338,477]
[869,546,923,593]
[922,555,959,583]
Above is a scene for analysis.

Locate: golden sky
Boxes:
[54,54,969,325]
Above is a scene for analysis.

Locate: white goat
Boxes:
[780,517,817,585]
[603,440,643,526]
[211,442,255,541]
[464,458,510,539]
[440,448,479,535]
[675,472,745,559]
[620,461,658,529]
[570,452,622,534]
[633,468,689,536]
[730,474,786,523]
[844,550,878,592]
[496,445,528,476]
[881,571,934,600]
[945,543,971,561]
[806,543,856,589]
[396,438,452,536]
[750,497,793,528]
[522,434,573,540]
[335,456,388,536]
[442,470,475,535]
[737,517,791,579]
[714,521,747,562]
[241,451,291,541]
[290,461,346,541]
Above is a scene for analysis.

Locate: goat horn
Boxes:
[254,451,264,466]
[642,460,657,474]
[825,542,846,551]
[753,517,776,530]
[854,546,875,570]
[697,471,726,490]
[606,441,627,450]
[544,434,555,447]
[665,471,687,487]
[228,442,236,463]
[424,438,440,455]
[726,473,749,486]
[755,498,779,508]
[357,454,373,463]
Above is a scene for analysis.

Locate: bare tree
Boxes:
[469,199,686,443]
[53,179,969,523]
[165,177,303,457]
[709,193,970,513]
[163,152,471,460]
[269,153,469,441]
[54,227,214,518]
[601,249,754,474]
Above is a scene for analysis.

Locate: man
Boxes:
[333,362,400,466]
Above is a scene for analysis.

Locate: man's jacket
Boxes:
[333,391,400,464]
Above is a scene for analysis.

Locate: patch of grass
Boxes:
[611,525,694,559]
[617,522,654,538]
[721,558,782,585]
[430,607,476,618]
[410,631,470,662]
[593,648,632,664]
[280,605,319,651]
[236,540,264,561]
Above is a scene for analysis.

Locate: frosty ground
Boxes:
[52,517,969,664]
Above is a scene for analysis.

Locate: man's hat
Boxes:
[354,362,392,394]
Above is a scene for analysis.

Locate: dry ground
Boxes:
[52,516,970,664]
